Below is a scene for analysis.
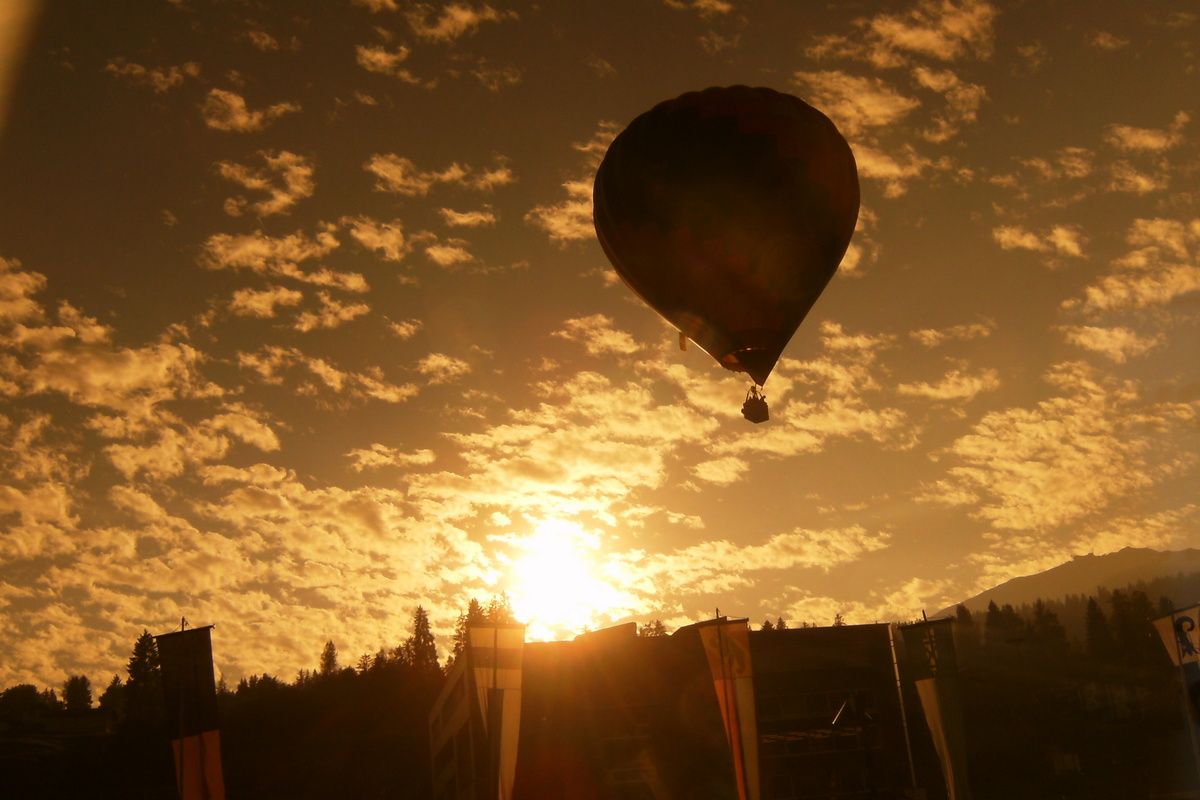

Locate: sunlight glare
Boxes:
[505,519,631,640]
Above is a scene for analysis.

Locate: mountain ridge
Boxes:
[939,546,1200,618]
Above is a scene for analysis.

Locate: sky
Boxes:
[0,0,1197,688]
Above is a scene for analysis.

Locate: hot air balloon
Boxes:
[592,85,859,423]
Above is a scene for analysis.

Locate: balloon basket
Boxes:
[741,386,769,424]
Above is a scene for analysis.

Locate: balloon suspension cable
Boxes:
[741,383,769,424]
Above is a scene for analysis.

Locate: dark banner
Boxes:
[900,619,971,800]
[155,625,225,800]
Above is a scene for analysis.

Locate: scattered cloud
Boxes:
[1066,217,1200,311]
[388,319,422,339]
[228,285,303,318]
[238,346,418,403]
[1088,31,1129,51]
[201,88,299,132]
[405,3,515,42]
[294,292,371,332]
[343,216,411,261]
[217,150,314,217]
[200,227,368,292]
[365,153,513,196]
[919,361,1194,531]
[909,320,995,347]
[526,122,620,243]
[897,367,1000,402]
[1104,111,1189,152]
[553,315,641,356]
[1059,325,1164,363]
[792,71,920,137]
[992,224,1086,258]
[105,58,199,92]
[424,238,474,267]
[355,44,427,85]
[416,353,472,384]
[662,0,733,17]
[346,443,436,472]
[806,0,997,68]
[439,207,496,227]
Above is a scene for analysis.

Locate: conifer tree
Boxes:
[319,640,339,676]
[406,606,440,676]
[124,630,162,727]
[63,675,92,712]
[761,619,775,631]
[98,675,125,719]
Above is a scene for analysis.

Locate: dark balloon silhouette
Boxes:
[593,86,859,420]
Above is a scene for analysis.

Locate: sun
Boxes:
[504,519,631,641]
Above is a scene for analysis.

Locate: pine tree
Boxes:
[776,617,788,630]
[449,598,486,668]
[124,630,163,727]
[485,595,515,624]
[406,606,440,675]
[98,675,125,719]
[63,675,93,712]
[319,640,339,676]
[761,619,775,632]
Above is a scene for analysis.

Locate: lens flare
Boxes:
[504,519,632,640]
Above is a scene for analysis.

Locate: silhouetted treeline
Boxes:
[3,584,1200,799]
[0,599,512,798]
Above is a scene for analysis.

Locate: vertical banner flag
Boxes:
[155,626,225,800]
[469,624,525,800]
[1153,604,1200,779]
[901,619,971,800]
[698,618,760,800]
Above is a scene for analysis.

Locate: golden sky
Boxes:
[0,0,1197,687]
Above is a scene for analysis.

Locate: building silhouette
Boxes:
[430,619,962,800]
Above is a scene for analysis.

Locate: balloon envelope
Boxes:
[592,85,859,386]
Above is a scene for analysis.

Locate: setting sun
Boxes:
[503,519,632,640]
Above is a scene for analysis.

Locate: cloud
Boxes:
[919,361,1195,531]
[201,89,299,132]
[691,456,748,486]
[0,256,46,324]
[662,0,733,16]
[991,224,1086,257]
[405,3,515,42]
[911,66,986,143]
[1059,325,1163,363]
[424,239,474,267]
[897,368,1000,402]
[364,154,513,196]
[353,0,398,10]
[792,71,920,137]
[228,285,303,318]
[1066,217,1200,311]
[439,207,496,227]
[416,353,472,384]
[1106,161,1168,194]
[388,318,422,339]
[355,45,427,85]
[293,292,371,332]
[105,58,199,93]
[238,346,418,403]
[909,320,994,347]
[200,227,368,292]
[1104,112,1189,152]
[807,0,997,68]
[526,122,619,243]
[852,144,933,197]
[1088,31,1129,51]
[471,61,521,91]
[346,444,436,472]
[343,216,411,261]
[553,315,641,356]
[217,150,314,217]
[245,30,280,51]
